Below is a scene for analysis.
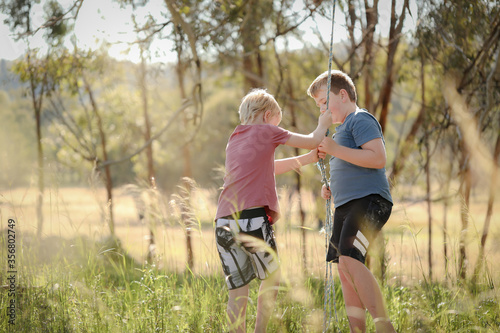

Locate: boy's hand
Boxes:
[318,136,338,155]
[317,149,327,160]
[321,185,331,200]
[308,148,320,163]
[318,108,332,130]
[308,148,327,163]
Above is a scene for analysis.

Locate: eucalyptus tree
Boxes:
[310,0,412,132]
[122,0,206,268]
[413,0,499,281]
[1,0,80,237]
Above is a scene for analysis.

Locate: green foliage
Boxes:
[0,0,35,34]
[417,0,499,129]
[419,0,493,70]
[43,0,70,45]
[0,0,71,44]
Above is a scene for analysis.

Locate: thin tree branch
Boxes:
[19,0,84,38]
[99,100,192,168]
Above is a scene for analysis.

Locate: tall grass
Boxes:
[0,186,499,332]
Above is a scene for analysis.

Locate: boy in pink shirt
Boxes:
[215,88,331,332]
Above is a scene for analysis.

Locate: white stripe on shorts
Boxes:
[353,230,369,256]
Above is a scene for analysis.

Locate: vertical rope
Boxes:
[316,0,338,331]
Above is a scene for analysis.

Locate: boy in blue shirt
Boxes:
[308,70,396,333]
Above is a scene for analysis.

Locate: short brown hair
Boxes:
[307,70,357,102]
[238,88,281,124]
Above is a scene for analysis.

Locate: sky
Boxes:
[0,0,416,64]
[0,0,177,63]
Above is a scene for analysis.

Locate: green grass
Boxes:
[1,186,499,332]
[1,230,499,332]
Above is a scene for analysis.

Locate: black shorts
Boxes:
[327,194,392,264]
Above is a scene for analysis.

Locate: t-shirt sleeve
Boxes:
[352,112,382,147]
[271,126,292,145]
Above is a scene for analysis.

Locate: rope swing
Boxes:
[316,0,339,331]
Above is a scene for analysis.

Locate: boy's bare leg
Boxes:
[338,256,396,333]
[338,268,367,333]
[228,284,250,333]
[255,270,280,333]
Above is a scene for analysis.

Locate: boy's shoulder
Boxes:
[353,108,375,118]
[350,109,379,124]
[232,124,289,138]
[235,124,286,132]
[341,109,382,135]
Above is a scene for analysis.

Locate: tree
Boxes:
[2,0,78,237]
[164,0,205,269]
[418,0,500,281]
[11,52,48,238]
[473,133,500,285]
[45,48,193,237]
[374,0,410,132]
[132,13,159,262]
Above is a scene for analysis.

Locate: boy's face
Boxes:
[313,85,344,124]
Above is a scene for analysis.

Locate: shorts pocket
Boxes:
[365,196,392,231]
[215,225,235,250]
[240,216,277,254]
[239,217,267,254]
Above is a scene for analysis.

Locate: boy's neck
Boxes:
[340,103,358,123]
[247,118,265,125]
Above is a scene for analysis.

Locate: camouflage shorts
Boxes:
[215,208,279,290]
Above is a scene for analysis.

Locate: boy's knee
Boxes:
[338,254,364,269]
[338,255,350,272]
[265,267,281,285]
[337,256,360,282]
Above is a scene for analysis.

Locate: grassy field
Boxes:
[0,185,499,332]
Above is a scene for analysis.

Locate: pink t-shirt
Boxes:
[215,124,292,224]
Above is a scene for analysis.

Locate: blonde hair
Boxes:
[238,88,281,125]
[307,70,357,102]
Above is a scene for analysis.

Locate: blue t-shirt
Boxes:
[329,109,393,208]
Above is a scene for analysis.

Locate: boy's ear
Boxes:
[264,110,272,121]
[340,89,348,101]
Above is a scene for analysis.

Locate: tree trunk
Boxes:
[458,144,471,280]
[174,32,195,270]
[472,44,500,284]
[182,137,194,270]
[375,0,409,132]
[425,128,433,282]
[32,80,44,238]
[166,0,205,270]
[140,49,157,263]
[287,76,307,274]
[295,169,307,274]
[347,0,358,77]
[378,76,393,133]
[362,0,378,113]
[28,53,46,239]
[472,132,500,284]
[242,36,261,90]
[240,0,264,91]
[388,41,426,188]
[442,162,453,281]
[103,165,114,236]
[85,77,115,236]
[421,55,433,282]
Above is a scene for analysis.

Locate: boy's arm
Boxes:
[318,137,386,169]
[275,149,318,175]
[284,110,331,150]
